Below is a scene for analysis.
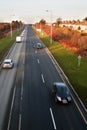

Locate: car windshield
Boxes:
[4,62,10,64]
[57,86,69,96]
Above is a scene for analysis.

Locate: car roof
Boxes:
[4,59,12,62]
[53,82,67,88]
[53,82,71,97]
[37,43,41,45]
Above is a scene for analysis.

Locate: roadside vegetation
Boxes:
[0,21,23,61]
[0,30,22,60]
[35,25,87,108]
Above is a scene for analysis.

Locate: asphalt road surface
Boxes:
[0,28,27,130]
[0,25,87,130]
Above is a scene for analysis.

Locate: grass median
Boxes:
[36,31,87,108]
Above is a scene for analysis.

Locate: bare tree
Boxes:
[56,17,62,27]
[39,19,46,25]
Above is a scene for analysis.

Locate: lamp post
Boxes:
[10,14,15,39]
[46,10,52,44]
[10,22,12,39]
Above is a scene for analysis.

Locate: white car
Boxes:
[2,59,14,69]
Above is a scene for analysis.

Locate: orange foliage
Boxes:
[37,25,87,57]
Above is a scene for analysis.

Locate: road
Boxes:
[0,28,27,130]
[0,25,87,130]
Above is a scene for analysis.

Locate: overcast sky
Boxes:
[0,0,87,23]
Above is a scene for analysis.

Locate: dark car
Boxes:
[52,82,71,104]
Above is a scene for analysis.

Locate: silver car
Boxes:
[36,43,43,49]
[2,59,14,69]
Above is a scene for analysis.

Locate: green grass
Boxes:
[0,29,22,60]
[36,30,87,108]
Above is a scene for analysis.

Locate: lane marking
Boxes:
[41,74,45,83]
[18,114,21,130]
[37,59,40,64]
[7,86,16,130]
[21,71,24,98]
[71,94,87,124]
[35,50,37,54]
[50,108,57,130]
[19,67,24,130]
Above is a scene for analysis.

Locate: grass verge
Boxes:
[0,30,22,61]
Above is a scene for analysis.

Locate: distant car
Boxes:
[2,59,14,69]
[16,36,22,43]
[36,43,43,49]
[52,82,71,104]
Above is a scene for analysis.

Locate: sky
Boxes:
[0,0,87,23]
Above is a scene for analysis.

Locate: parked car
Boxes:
[52,82,71,104]
[2,59,14,69]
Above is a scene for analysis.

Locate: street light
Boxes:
[10,22,12,39]
[10,15,15,39]
[46,10,52,44]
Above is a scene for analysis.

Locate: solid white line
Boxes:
[41,74,45,83]
[18,114,21,130]
[50,108,57,130]
[71,94,87,124]
[7,86,16,130]
[21,72,24,97]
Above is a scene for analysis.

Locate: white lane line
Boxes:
[35,50,37,54]
[50,108,57,130]
[41,74,45,83]
[7,86,16,130]
[71,94,87,124]
[19,70,24,130]
[21,71,24,98]
[37,59,40,64]
[18,114,21,130]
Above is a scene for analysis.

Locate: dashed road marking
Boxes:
[7,86,16,130]
[18,114,21,130]
[37,59,40,64]
[35,50,37,54]
[50,108,57,130]
[41,74,45,83]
